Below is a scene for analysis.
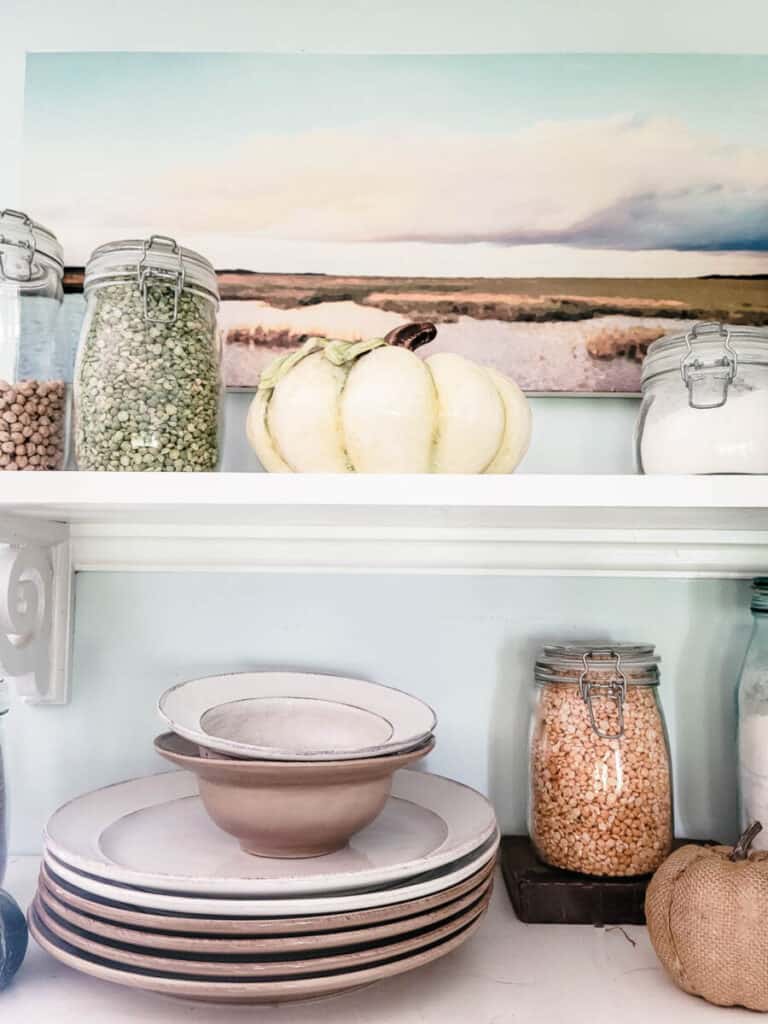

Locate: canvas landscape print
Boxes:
[23,53,768,392]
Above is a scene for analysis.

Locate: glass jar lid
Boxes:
[0,208,64,282]
[641,322,768,387]
[535,642,660,686]
[84,235,219,302]
[641,322,768,411]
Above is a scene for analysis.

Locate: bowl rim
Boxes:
[153,731,435,774]
[157,671,437,762]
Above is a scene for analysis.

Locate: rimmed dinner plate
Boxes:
[32,890,489,978]
[158,671,436,761]
[42,834,499,917]
[39,855,495,936]
[45,769,497,896]
[29,905,485,1004]
[36,872,493,955]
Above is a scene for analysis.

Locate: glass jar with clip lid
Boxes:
[73,234,221,471]
[0,209,67,471]
[529,643,673,877]
[636,321,768,474]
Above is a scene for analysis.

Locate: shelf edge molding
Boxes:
[69,524,768,579]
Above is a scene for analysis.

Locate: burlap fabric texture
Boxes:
[645,840,768,1012]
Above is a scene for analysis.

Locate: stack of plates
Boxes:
[31,769,498,1004]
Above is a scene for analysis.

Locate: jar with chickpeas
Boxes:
[529,643,673,877]
[0,210,68,470]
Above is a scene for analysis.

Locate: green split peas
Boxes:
[74,281,220,471]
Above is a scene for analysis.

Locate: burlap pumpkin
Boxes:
[645,823,768,1011]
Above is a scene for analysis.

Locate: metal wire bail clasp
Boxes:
[137,234,185,325]
[680,321,737,410]
[579,649,628,740]
[0,209,36,283]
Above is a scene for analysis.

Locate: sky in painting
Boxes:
[23,53,768,275]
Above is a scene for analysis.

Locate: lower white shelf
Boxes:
[1,856,753,1022]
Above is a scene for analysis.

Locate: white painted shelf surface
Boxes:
[1,856,754,1023]
[2,472,768,576]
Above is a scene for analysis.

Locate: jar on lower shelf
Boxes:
[0,682,7,885]
[737,579,768,849]
[529,643,673,877]
[74,235,221,471]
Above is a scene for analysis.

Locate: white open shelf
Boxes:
[0,472,767,575]
[1,472,767,576]
[1,856,754,1024]
[1,471,767,524]
[1,473,767,703]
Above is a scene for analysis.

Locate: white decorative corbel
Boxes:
[0,515,72,704]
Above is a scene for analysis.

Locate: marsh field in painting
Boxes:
[26,54,768,392]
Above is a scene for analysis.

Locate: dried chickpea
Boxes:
[0,380,67,471]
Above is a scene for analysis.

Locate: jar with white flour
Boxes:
[636,322,768,474]
[738,579,768,849]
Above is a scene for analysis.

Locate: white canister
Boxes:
[636,322,768,474]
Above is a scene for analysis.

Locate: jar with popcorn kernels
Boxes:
[529,643,673,877]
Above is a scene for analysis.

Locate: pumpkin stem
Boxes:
[730,821,763,861]
[384,322,437,351]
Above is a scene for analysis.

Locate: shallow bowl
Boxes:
[154,732,434,858]
[158,671,436,761]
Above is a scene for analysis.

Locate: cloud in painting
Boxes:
[169,115,768,250]
[408,188,768,251]
[564,190,768,252]
[28,114,768,257]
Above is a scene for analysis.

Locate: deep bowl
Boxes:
[153,732,434,859]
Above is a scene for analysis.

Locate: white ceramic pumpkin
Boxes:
[246,323,532,474]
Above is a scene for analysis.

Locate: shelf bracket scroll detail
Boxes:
[0,515,72,705]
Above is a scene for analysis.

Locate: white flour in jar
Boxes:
[640,386,768,474]
[739,711,768,851]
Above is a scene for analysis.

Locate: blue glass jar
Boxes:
[0,681,7,884]
[737,579,768,850]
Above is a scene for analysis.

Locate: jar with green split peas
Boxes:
[74,235,221,471]
[0,209,67,471]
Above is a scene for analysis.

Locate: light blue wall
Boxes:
[6,572,751,852]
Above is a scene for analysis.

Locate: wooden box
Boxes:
[500,835,714,926]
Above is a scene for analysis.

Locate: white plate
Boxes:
[158,671,436,760]
[46,769,496,897]
[31,891,489,977]
[43,838,498,917]
[29,904,486,1004]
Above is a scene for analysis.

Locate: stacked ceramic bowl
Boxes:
[29,672,498,1004]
